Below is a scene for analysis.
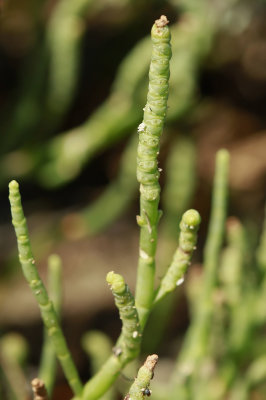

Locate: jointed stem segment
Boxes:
[106,272,141,362]
[8,180,83,397]
[39,254,63,396]
[135,15,172,327]
[155,209,201,304]
[126,354,158,400]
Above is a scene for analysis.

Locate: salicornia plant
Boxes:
[6,10,266,400]
[7,15,201,399]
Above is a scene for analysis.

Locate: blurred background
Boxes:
[0,0,266,398]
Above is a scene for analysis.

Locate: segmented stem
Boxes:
[154,209,201,304]
[135,15,172,327]
[82,273,141,400]
[8,181,83,397]
[106,272,141,362]
[126,354,158,400]
[39,254,63,396]
[171,150,230,397]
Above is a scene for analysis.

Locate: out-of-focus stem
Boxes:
[39,254,63,396]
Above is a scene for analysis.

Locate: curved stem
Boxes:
[8,180,83,397]
[154,209,201,304]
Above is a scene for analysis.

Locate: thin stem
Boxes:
[39,254,63,396]
[126,354,158,400]
[82,272,142,400]
[106,272,142,363]
[170,150,230,396]
[135,15,172,327]
[8,180,83,397]
[154,209,201,304]
[203,149,230,298]
[256,203,266,273]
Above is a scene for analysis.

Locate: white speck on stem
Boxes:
[138,122,146,132]
[132,331,138,338]
[176,277,184,286]
[140,249,149,259]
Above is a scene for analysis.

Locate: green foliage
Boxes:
[3,3,266,400]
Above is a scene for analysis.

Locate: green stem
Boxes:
[8,180,83,397]
[256,203,266,273]
[81,135,138,235]
[126,354,158,400]
[203,149,230,299]
[82,272,141,400]
[171,150,230,396]
[135,15,172,327]
[106,272,142,362]
[161,135,196,240]
[154,209,201,304]
[0,333,29,400]
[39,254,63,396]
[81,331,115,400]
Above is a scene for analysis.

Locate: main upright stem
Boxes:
[135,15,171,328]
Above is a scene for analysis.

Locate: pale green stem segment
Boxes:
[81,135,138,235]
[161,136,196,240]
[39,254,63,396]
[171,150,229,396]
[256,203,266,273]
[135,15,172,327]
[106,272,141,362]
[219,218,245,308]
[203,149,230,301]
[8,181,83,397]
[0,333,29,400]
[81,331,114,400]
[126,354,158,400]
[154,209,201,304]
[82,272,141,400]
[82,331,113,372]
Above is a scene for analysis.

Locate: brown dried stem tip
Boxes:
[144,354,158,374]
[31,378,48,400]
[155,15,169,28]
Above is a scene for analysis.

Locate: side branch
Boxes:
[154,209,201,304]
[125,354,158,400]
[8,180,83,397]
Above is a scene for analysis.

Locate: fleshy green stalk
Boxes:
[154,209,201,304]
[82,331,114,400]
[8,180,83,397]
[256,203,266,273]
[39,254,63,396]
[171,150,230,396]
[135,15,172,327]
[161,136,197,240]
[126,354,158,400]
[106,272,141,362]
[203,149,230,298]
[81,135,138,235]
[0,333,29,400]
[82,272,141,400]
[82,331,113,372]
